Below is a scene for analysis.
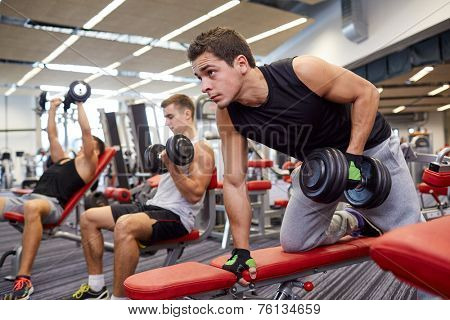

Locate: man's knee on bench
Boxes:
[114,214,153,245]
[81,206,115,231]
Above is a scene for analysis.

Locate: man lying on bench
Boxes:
[0,98,105,300]
[67,94,215,300]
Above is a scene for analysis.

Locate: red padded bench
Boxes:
[1,147,117,279]
[124,237,374,299]
[4,147,117,229]
[371,216,450,299]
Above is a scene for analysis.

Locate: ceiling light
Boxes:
[133,1,239,56]
[133,45,152,57]
[377,87,383,93]
[17,67,43,86]
[84,73,103,83]
[128,79,152,89]
[437,104,450,112]
[91,88,117,95]
[40,85,67,92]
[160,62,191,75]
[117,87,130,94]
[159,83,197,96]
[83,0,126,29]
[159,16,210,42]
[247,17,308,43]
[428,84,449,96]
[106,61,121,69]
[393,105,406,113]
[408,66,434,82]
[208,0,240,17]
[41,35,80,64]
[5,87,16,96]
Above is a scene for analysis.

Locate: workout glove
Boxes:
[345,152,362,189]
[222,248,256,280]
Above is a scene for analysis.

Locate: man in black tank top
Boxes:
[188,27,421,285]
[0,98,105,300]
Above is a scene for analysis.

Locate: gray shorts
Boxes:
[0,192,64,224]
[280,134,423,252]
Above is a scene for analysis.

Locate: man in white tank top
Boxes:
[67,94,215,300]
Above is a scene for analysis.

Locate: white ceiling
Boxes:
[0,0,314,100]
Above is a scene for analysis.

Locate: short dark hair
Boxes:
[161,94,195,121]
[93,135,105,157]
[187,27,256,68]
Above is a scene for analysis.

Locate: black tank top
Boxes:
[33,158,85,207]
[227,58,391,160]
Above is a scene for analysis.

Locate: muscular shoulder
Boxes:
[292,55,332,97]
[74,155,98,182]
[194,140,214,161]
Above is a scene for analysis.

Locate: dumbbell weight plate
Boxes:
[299,148,347,204]
[166,134,194,166]
[376,159,392,207]
[144,144,166,174]
[68,80,91,103]
[39,91,48,111]
[325,148,348,203]
[344,156,391,209]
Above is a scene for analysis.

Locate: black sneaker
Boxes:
[69,283,109,300]
[345,207,383,237]
[3,276,34,300]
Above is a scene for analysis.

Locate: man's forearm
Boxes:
[347,87,380,154]
[223,183,252,249]
[47,108,58,139]
[76,103,91,133]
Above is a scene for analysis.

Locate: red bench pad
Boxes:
[124,237,373,300]
[370,216,450,298]
[418,182,447,196]
[216,180,272,191]
[422,169,450,187]
[124,262,236,300]
[248,160,273,168]
[10,188,33,195]
[154,229,200,245]
[211,237,374,283]
[274,199,289,207]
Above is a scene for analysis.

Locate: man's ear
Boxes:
[235,55,250,74]
[185,109,192,121]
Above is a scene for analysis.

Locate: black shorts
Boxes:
[110,203,188,246]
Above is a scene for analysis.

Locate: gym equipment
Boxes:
[84,191,109,210]
[344,156,391,209]
[124,237,374,300]
[299,148,391,209]
[371,216,450,299]
[144,134,195,174]
[0,151,14,189]
[0,147,116,280]
[113,188,132,203]
[38,80,91,113]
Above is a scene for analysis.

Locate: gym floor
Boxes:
[0,216,416,300]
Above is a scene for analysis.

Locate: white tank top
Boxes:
[146,138,205,232]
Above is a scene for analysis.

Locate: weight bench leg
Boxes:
[2,245,21,281]
[163,248,184,266]
[222,214,231,249]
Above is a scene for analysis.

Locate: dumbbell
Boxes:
[144,134,195,174]
[113,188,132,203]
[299,148,391,209]
[38,80,91,113]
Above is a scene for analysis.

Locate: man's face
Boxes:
[163,103,190,134]
[192,52,242,109]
